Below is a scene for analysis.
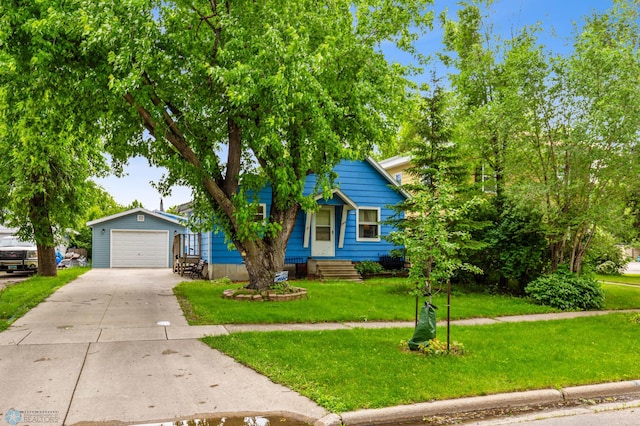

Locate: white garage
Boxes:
[111,230,169,268]
[88,208,187,269]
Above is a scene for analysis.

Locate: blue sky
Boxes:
[94,0,617,211]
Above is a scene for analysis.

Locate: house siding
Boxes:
[91,211,186,268]
[207,159,405,272]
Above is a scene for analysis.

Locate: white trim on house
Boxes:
[356,206,381,242]
[87,208,185,227]
[377,154,411,169]
[366,157,411,199]
[303,189,360,249]
[255,203,267,222]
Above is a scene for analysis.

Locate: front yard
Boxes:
[173,277,560,325]
[204,313,640,412]
[175,276,640,413]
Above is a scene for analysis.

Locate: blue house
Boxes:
[200,157,407,281]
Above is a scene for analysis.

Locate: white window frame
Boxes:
[356,207,381,242]
[254,203,267,223]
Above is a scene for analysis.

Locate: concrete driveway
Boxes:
[624,261,640,274]
[0,269,327,425]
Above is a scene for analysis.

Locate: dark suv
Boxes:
[0,237,38,274]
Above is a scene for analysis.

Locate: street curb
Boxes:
[314,380,640,426]
[315,389,563,426]
[561,380,640,400]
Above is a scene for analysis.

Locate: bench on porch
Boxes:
[183,258,207,279]
[175,255,202,276]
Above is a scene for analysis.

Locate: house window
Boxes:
[137,215,145,222]
[394,172,402,184]
[357,207,380,241]
[254,204,266,222]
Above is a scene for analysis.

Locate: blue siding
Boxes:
[91,212,186,268]
[209,159,405,264]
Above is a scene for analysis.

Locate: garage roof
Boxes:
[86,208,186,227]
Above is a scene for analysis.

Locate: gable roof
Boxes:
[366,156,411,199]
[86,208,186,227]
[378,154,411,170]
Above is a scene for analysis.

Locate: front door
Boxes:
[312,206,335,257]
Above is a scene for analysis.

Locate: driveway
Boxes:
[0,269,327,425]
[624,261,640,274]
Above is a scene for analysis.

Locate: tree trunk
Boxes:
[242,202,300,291]
[37,244,57,276]
[243,238,287,291]
[550,240,563,273]
[29,194,57,277]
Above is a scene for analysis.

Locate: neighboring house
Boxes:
[87,208,187,268]
[200,157,408,281]
[378,154,414,186]
[380,154,497,194]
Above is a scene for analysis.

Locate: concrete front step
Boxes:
[314,260,363,282]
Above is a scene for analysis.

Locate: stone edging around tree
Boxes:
[222,287,307,302]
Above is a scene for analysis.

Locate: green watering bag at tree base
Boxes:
[408,302,437,351]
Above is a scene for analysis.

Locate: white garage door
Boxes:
[111,230,169,268]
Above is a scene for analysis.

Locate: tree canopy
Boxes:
[0,0,109,275]
[74,0,433,288]
[438,0,640,276]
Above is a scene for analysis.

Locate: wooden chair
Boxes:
[185,259,207,279]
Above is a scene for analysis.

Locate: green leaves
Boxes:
[440,0,640,275]
[85,0,432,247]
[0,0,110,261]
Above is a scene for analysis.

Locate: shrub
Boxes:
[355,261,384,275]
[456,201,547,294]
[595,260,620,275]
[525,271,605,311]
[583,230,629,275]
[400,338,466,356]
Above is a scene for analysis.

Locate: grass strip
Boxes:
[0,268,89,332]
[175,278,640,325]
[596,274,640,286]
[203,313,640,413]
[602,283,640,309]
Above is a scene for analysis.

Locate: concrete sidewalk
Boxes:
[1,269,639,426]
[0,269,327,425]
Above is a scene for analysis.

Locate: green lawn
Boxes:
[203,313,640,412]
[596,274,640,286]
[0,268,89,332]
[602,282,640,309]
[174,278,560,324]
[174,277,640,325]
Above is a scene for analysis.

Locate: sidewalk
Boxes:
[1,269,639,426]
[0,269,328,426]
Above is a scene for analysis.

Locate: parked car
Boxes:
[0,237,38,274]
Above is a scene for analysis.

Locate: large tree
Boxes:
[0,1,109,276]
[441,0,640,275]
[439,1,517,210]
[80,0,433,290]
[506,0,640,273]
